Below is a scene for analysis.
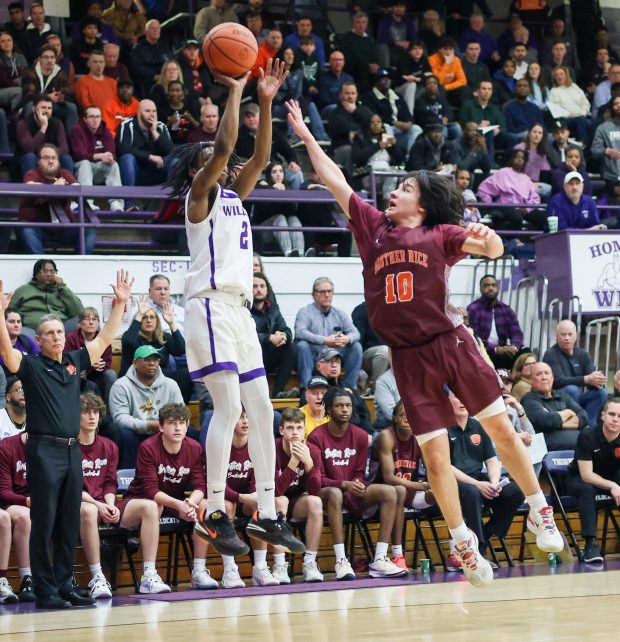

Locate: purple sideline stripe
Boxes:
[208,219,216,290]
[190,361,239,381]
[205,298,217,364]
[239,367,267,383]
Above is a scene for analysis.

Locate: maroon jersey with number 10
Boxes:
[347,192,469,348]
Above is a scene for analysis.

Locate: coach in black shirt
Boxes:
[0,270,134,609]
[566,397,620,563]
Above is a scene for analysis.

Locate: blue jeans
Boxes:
[560,385,608,427]
[21,153,74,176]
[17,225,97,255]
[295,339,363,389]
[119,153,169,186]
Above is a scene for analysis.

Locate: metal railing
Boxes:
[585,316,620,376]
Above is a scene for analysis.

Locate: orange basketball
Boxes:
[202,23,258,77]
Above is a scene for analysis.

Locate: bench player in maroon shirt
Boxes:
[78,393,170,597]
[275,408,324,583]
[286,100,563,587]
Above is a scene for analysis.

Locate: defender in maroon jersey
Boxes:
[286,100,564,587]
[78,393,170,597]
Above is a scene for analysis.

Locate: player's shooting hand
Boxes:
[111,269,134,304]
[466,222,496,240]
[285,100,312,142]
[213,70,250,92]
[0,280,13,312]
[257,58,288,103]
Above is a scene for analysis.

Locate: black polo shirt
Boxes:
[17,349,91,439]
[568,425,620,479]
[448,418,496,479]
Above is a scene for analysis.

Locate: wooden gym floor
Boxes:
[1,561,618,642]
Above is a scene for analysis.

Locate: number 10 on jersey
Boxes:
[385,271,414,304]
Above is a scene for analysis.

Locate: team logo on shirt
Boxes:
[66,364,77,375]
[16,460,27,478]
[614,447,620,459]
[470,434,481,446]
[158,464,191,484]
[325,447,356,467]
[82,457,108,477]
[228,459,253,479]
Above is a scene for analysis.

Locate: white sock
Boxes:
[193,558,206,572]
[526,492,547,512]
[222,555,236,569]
[256,481,277,520]
[143,561,156,575]
[374,541,389,561]
[333,543,346,560]
[449,522,470,546]
[206,483,227,516]
[392,545,403,557]
[303,551,317,563]
[19,567,32,579]
[89,563,103,578]
[273,553,286,566]
[253,549,268,570]
[448,539,456,554]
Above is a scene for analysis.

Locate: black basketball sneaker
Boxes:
[246,511,306,553]
[195,509,250,557]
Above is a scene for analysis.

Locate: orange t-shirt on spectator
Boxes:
[251,42,278,79]
[102,95,140,138]
[75,75,118,113]
[428,52,467,91]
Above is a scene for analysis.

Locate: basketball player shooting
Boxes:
[285,99,563,587]
[163,61,304,557]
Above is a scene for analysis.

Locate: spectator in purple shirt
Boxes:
[458,14,500,65]
[0,310,39,375]
[467,274,527,369]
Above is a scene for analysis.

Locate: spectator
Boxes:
[592,64,620,120]
[103,43,129,81]
[3,2,28,56]
[45,33,76,88]
[543,18,578,72]
[283,16,326,66]
[477,148,543,230]
[318,50,354,116]
[9,259,83,330]
[22,2,51,64]
[0,311,39,373]
[548,66,593,143]
[498,369,538,458]
[177,39,212,104]
[116,99,173,191]
[525,62,549,110]
[504,78,544,143]
[244,11,269,45]
[447,392,525,563]
[193,0,238,42]
[542,41,577,88]
[187,103,218,144]
[461,40,491,97]
[376,2,417,69]
[418,9,444,56]
[591,25,619,65]
[123,402,216,590]
[547,171,605,232]
[545,118,571,169]
[294,277,362,390]
[514,123,551,198]
[130,19,171,98]
[543,320,608,428]
[449,121,491,174]
[394,39,433,116]
[458,14,499,65]
[70,17,104,76]
[579,47,610,101]
[300,375,329,438]
[0,375,26,437]
[511,42,530,80]
[497,13,525,60]
[372,364,399,430]
[70,1,120,47]
[511,352,538,402]
[102,0,147,49]
[146,274,185,334]
[550,145,592,195]
[0,31,24,114]
[352,300,389,391]
[18,144,97,255]
[467,273,526,369]
[250,272,295,398]
[108,346,184,468]
[102,77,139,138]
[236,0,277,29]
[338,12,385,94]
[492,58,517,105]
[70,104,124,213]
[65,308,117,403]
[308,387,407,578]
[75,51,117,113]
[429,36,468,106]
[150,59,185,115]
[406,122,453,173]
[158,80,200,144]
[566,397,620,563]
[455,168,481,223]
[522,362,588,450]
[591,96,620,192]
[251,28,282,81]
[414,74,459,139]
[295,36,323,101]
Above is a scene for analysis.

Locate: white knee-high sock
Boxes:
[203,371,243,516]
[240,377,276,520]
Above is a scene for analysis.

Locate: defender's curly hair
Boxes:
[399,171,465,227]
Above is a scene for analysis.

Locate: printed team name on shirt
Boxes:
[279,465,305,488]
[394,458,417,480]
[373,249,429,275]
[16,460,27,478]
[82,457,109,478]
[222,203,248,217]
[227,458,253,479]
[324,447,357,467]
[157,464,191,484]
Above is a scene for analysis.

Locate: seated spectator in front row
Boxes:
[543,320,608,428]
[108,345,184,468]
[307,388,408,580]
[522,362,589,450]
[0,313,39,374]
[78,392,170,597]
[566,398,620,563]
[8,259,83,330]
[102,77,139,139]
[70,104,124,213]
[18,145,97,255]
[547,172,606,232]
[124,402,218,591]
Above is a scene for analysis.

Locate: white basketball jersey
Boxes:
[184,183,254,303]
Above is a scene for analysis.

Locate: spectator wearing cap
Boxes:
[428,36,467,107]
[177,39,212,104]
[69,16,104,76]
[194,0,238,42]
[75,51,118,113]
[546,172,606,232]
[102,77,139,138]
[103,43,129,81]
[546,119,572,169]
[108,344,185,468]
[301,375,329,438]
[294,277,362,392]
[309,348,371,434]
[361,69,420,158]
[406,123,453,172]
[591,96,620,193]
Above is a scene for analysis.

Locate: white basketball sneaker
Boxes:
[454,530,494,588]
[527,506,564,552]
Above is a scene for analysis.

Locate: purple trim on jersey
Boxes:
[239,367,267,383]
[204,298,217,363]
[190,361,239,380]
[208,218,216,289]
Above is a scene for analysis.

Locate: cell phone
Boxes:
[333,326,342,333]
[381,133,391,143]
[497,477,510,488]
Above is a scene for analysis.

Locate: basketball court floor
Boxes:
[1,561,618,642]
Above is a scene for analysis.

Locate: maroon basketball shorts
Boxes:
[96,497,130,525]
[391,324,503,436]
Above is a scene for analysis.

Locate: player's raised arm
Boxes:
[285,100,354,218]
[462,222,504,259]
[232,59,288,200]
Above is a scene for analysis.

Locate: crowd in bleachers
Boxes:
[0,1,619,256]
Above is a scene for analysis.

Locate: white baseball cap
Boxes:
[564,171,583,184]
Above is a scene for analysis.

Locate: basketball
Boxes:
[202,23,258,77]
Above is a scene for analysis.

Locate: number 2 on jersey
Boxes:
[239,220,249,249]
[385,271,414,304]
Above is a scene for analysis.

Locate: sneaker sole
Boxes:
[336,574,356,581]
[139,588,171,594]
[0,595,18,604]
[583,556,604,563]
[194,522,250,557]
[303,577,324,583]
[246,528,306,554]
[368,569,408,578]
[251,579,279,587]
[92,592,112,600]
[222,581,246,589]
[190,582,219,590]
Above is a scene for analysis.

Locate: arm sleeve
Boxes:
[103,441,119,496]
[275,466,298,496]
[165,329,186,357]
[305,448,322,495]
[307,433,341,488]
[135,445,160,500]
[340,310,360,344]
